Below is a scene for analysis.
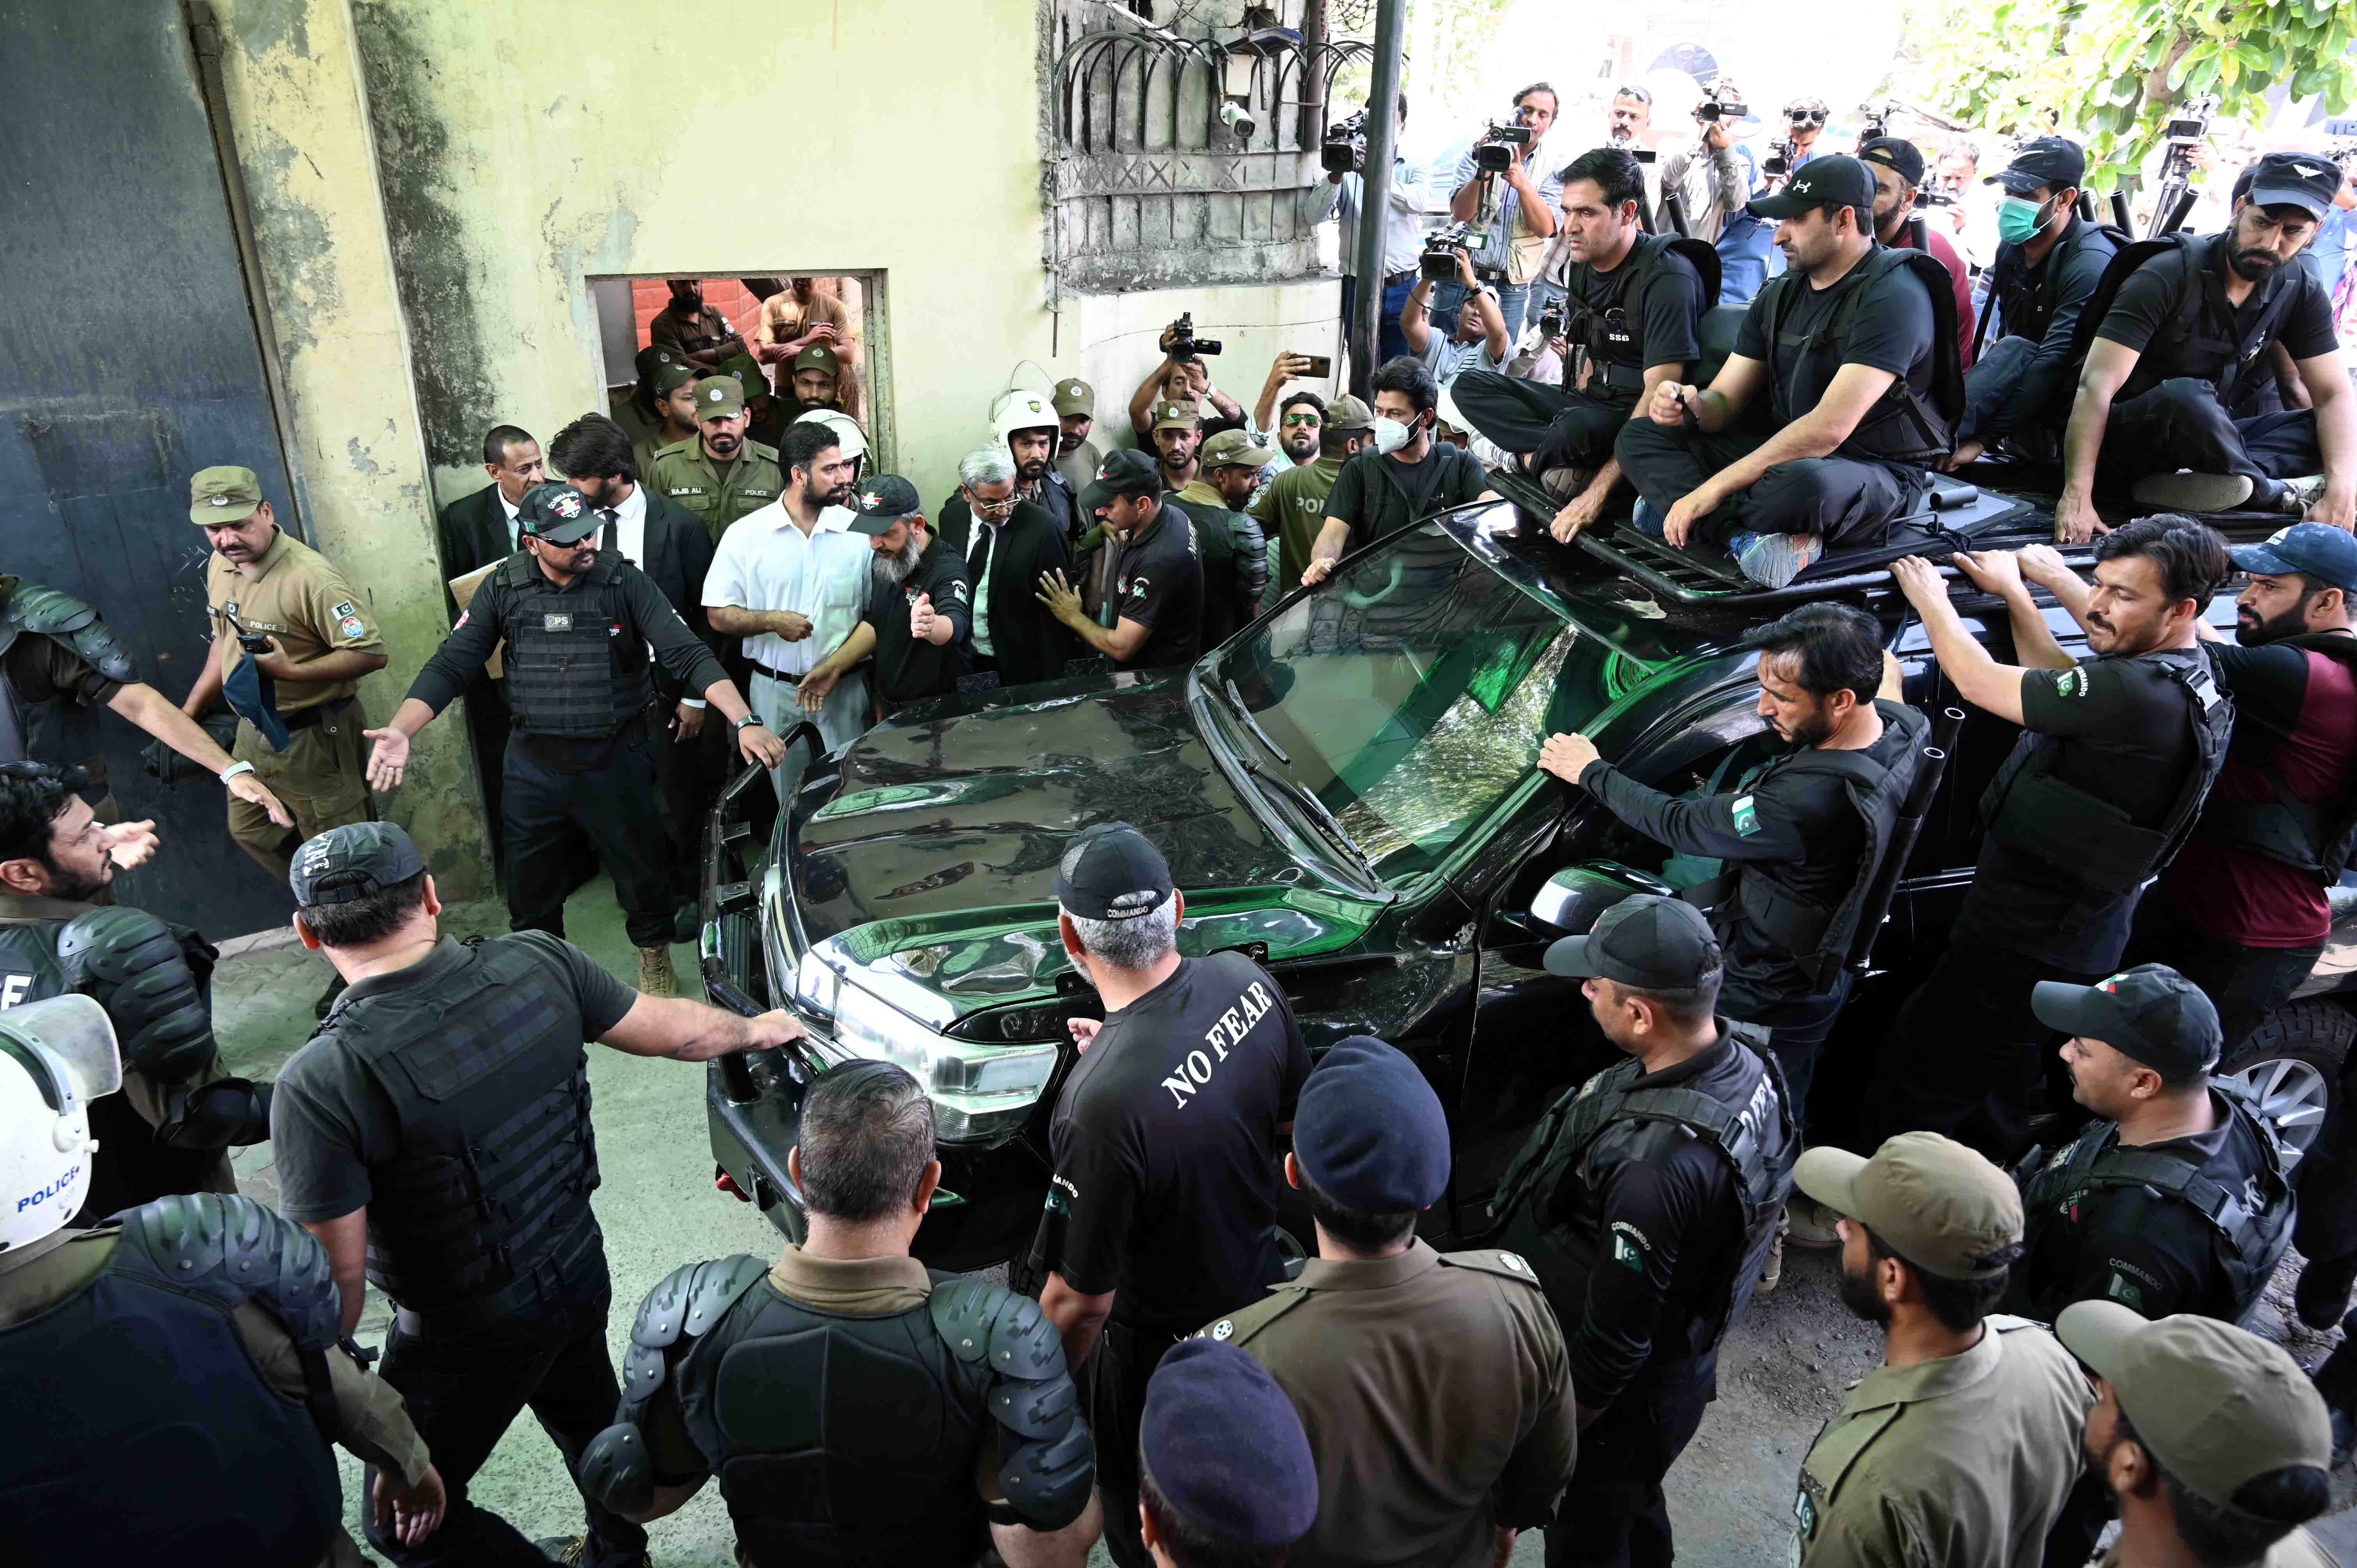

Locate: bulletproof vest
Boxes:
[1489,1028,1797,1358]
[2019,1083,2294,1324]
[1975,219,2126,359]
[0,579,136,801]
[317,936,601,1312]
[1562,234,1720,397]
[2075,233,2306,408]
[2194,633,2357,883]
[0,1194,343,1565]
[1980,647,2233,928]
[496,553,651,738]
[1721,702,1931,991]
[1758,245,1964,466]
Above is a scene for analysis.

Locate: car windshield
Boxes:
[1219,524,1650,881]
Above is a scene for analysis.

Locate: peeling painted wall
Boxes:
[206,0,496,896]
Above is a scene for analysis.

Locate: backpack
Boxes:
[1757,245,1964,466]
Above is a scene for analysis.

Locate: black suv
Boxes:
[699,498,2354,1270]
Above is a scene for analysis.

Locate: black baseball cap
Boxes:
[1294,1037,1450,1212]
[1052,821,1175,920]
[292,822,426,908]
[2031,963,2223,1077]
[1076,448,1163,513]
[2246,150,2345,222]
[1544,893,1722,990]
[1857,137,1925,187]
[2231,521,2357,593]
[845,474,921,536]
[1747,155,1878,219]
[515,482,601,545]
[1989,136,2086,195]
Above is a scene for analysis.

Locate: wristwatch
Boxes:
[733,713,767,732]
[218,760,257,782]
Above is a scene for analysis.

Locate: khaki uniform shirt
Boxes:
[1055,439,1103,499]
[1793,1316,2094,1568]
[2090,1529,2339,1568]
[647,302,737,360]
[1208,1241,1580,1568]
[0,1227,429,1568]
[644,438,785,543]
[203,528,384,714]
[1249,454,1346,590]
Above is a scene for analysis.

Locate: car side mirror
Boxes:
[1530,862,1678,934]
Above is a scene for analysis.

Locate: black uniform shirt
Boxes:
[1032,951,1311,1333]
[2007,1088,2270,1321]
[1566,242,1707,390]
[1982,216,2118,437]
[1111,502,1207,671]
[864,540,971,706]
[1737,256,1935,426]
[1579,751,1866,1017]
[1325,444,1491,551]
[269,934,636,1225]
[1566,1026,1750,1408]
[2096,230,2338,366]
[1950,652,2203,969]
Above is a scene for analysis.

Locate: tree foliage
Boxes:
[1906,0,2356,190]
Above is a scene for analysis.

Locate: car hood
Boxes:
[786,677,1380,1010]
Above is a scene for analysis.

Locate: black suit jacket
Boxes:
[627,489,721,702]
[936,495,1078,690]
[436,484,516,622]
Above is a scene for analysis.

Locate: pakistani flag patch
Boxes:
[1732,795,1761,836]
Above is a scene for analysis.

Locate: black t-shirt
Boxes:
[1113,502,1206,670]
[1951,653,2204,968]
[1325,444,1490,551]
[1737,254,1935,426]
[1567,240,1707,391]
[2096,231,2338,385]
[1032,951,1311,1332]
[269,933,637,1225]
[864,539,972,705]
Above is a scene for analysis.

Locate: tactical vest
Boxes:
[595,1258,1090,1568]
[2019,1083,2293,1324]
[0,1194,343,1565]
[496,554,652,739]
[1489,1029,1797,1358]
[1721,702,1930,991]
[0,579,137,801]
[1562,234,1721,397]
[1974,219,2126,360]
[2195,633,2357,883]
[1980,647,2233,928]
[2071,232,2308,408]
[315,936,601,1313]
[1758,245,1964,466]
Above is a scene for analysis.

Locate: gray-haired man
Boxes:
[935,445,1077,690]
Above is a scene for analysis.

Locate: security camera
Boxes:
[1220,100,1257,142]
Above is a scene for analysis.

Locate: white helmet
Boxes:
[991,388,1060,448]
[793,406,869,462]
[0,995,120,1252]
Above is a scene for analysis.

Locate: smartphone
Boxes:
[1300,355,1333,378]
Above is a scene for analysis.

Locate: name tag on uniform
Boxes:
[544,613,572,631]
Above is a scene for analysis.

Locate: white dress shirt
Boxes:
[965,518,1002,657]
[600,484,702,706]
[497,489,521,550]
[703,499,870,676]
[1300,157,1436,279]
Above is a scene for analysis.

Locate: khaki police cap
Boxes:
[1324,394,1376,431]
[1793,1131,2022,1280]
[1053,378,1095,417]
[1201,429,1277,470]
[1151,399,1200,431]
[189,465,263,524]
[654,362,700,397]
[2058,1303,2333,1510]
[792,343,842,376]
[693,376,746,422]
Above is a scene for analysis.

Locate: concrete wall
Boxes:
[205,0,497,899]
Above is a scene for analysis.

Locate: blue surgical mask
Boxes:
[1998,194,2052,245]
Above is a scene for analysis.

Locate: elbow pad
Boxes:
[932,1279,1096,1531]
[56,907,216,1082]
[158,1075,272,1150]
[581,1421,655,1517]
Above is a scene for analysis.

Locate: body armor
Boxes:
[0,578,136,792]
[312,935,601,1313]
[2072,233,2309,409]
[0,1193,344,1565]
[495,553,652,738]
[1490,1029,1797,1360]
[1560,234,1721,397]
[1975,219,2126,361]
[583,1258,1092,1568]
[1757,245,1964,467]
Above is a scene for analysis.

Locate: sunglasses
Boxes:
[1615,85,1652,105]
[1281,412,1322,426]
[1789,108,1828,125]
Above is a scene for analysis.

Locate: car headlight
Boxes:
[822,980,1060,1145]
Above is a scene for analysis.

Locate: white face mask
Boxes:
[1373,415,1416,456]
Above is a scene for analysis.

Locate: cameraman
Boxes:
[1859,138,1979,369]
[1303,95,1431,369]
[1455,147,1707,541]
[1401,248,1512,387]
[1774,98,1830,175]
[1657,85,1751,245]
[1441,82,1564,339]
[1126,343,1244,442]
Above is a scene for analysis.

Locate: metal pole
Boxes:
[1350,0,1409,400]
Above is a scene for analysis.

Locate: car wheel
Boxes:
[2221,999,2354,1172]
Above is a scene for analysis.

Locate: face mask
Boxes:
[1372,416,1416,456]
[1997,194,2052,245]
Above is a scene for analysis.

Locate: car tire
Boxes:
[2221,999,2354,1172]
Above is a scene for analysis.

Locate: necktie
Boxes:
[599,509,619,555]
[968,519,994,584]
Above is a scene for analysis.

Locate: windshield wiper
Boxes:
[1239,755,1372,871]
[1221,679,1290,765]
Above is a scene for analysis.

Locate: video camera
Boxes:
[1696,97,1748,122]
[1537,297,1566,341]
[1472,119,1534,173]
[1763,138,1797,179]
[1419,221,1479,282]
[1912,189,1957,209]
[1858,100,1901,143]
[1166,313,1221,363]
[2164,96,2216,151]
[1321,109,1368,175]
[1606,128,1659,165]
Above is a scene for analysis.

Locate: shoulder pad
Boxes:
[56,906,214,1081]
[623,1254,765,1414]
[5,582,136,683]
[122,1192,340,1351]
[581,1421,656,1517]
[998,1410,1095,1530]
[929,1274,1065,1380]
[1438,1248,1546,1288]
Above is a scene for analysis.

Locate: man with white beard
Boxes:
[797,475,974,721]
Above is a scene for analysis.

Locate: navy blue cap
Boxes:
[2032,963,2223,1077]
[292,822,426,908]
[515,482,601,545]
[2246,151,2345,222]
[1989,136,2085,195]
[2231,521,2357,593]
[1295,1036,1449,1212]
[1140,1340,1318,1549]
[1053,821,1175,921]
